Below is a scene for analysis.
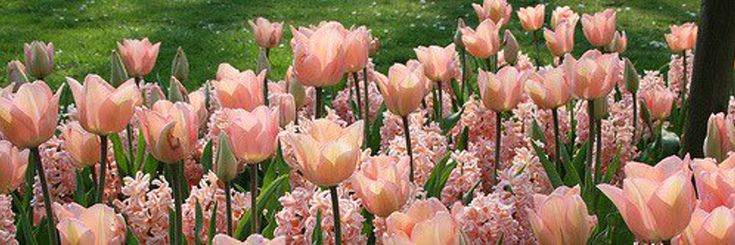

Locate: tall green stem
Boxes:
[363,67,370,148]
[595,118,603,183]
[315,87,324,118]
[225,181,233,235]
[632,92,638,140]
[587,100,595,177]
[95,135,108,203]
[681,51,688,100]
[352,72,362,120]
[251,163,259,233]
[460,48,468,97]
[329,186,342,245]
[437,81,443,119]
[32,147,59,245]
[552,108,561,168]
[402,116,415,182]
[126,125,134,170]
[532,30,541,67]
[170,162,184,245]
[494,111,501,184]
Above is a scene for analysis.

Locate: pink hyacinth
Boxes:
[306,189,367,245]
[275,187,314,245]
[113,172,173,244]
[0,194,18,245]
[440,150,484,206]
[383,111,448,185]
[183,172,250,244]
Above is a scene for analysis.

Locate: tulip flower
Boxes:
[503,30,520,65]
[528,185,597,245]
[54,202,126,245]
[62,121,101,168]
[24,41,54,79]
[690,155,735,211]
[214,67,266,111]
[672,206,735,244]
[249,17,284,49]
[665,23,698,52]
[471,0,512,25]
[137,100,199,164]
[7,60,29,90]
[224,106,279,164]
[606,31,628,54]
[188,88,209,127]
[544,20,577,57]
[703,113,735,162]
[67,75,141,136]
[526,67,571,110]
[414,44,458,83]
[550,6,579,29]
[563,50,621,100]
[0,140,28,194]
[269,93,296,127]
[212,234,286,245]
[477,66,528,112]
[598,156,697,242]
[383,198,461,245]
[517,4,545,32]
[0,81,62,148]
[343,26,371,73]
[214,132,239,235]
[117,38,160,78]
[284,66,307,109]
[640,86,675,121]
[352,155,411,217]
[581,9,617,47]
[459,19,501,59]
[290,21,348,88]
[171,47,190,83]
[374,60,428,117]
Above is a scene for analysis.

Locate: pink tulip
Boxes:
[383,198,461,245]
[352,155,411,217]
[24,41,54,79]
[117,38,160,78]
[460,19,501,59]
[606,31,628,54]
[581,9,617,47]
[188,88,209,127]
[224,106,279,164]
[550,6,579,29]
[665,23,698,52]
[471,0,512,25]
[66,75,141,135]
[517,4,545,32]
[562,50,621,100]
[369,34,381,56]
[544,19,577,57]
[703,113,735,162]
[283,119,363,187]
[249,17,283,49]
[343,26,371,73]
[212,233,286,245]
[477,65,528,112]
[0,140,28,194]
[290,21,348,87]
[597,156,697,242]
[690,155,735,211]
[373,60,429,117]
[640,85,675,121]
[62,121,101,168]
[7,60,29,88]
[269,92,296,127]
[0,81,62,148]
[525,67,571,109]
[672,206,735,245]
[214,65,265,111]
[528,185,597,245]
[54,202,126,245]
[136,100,199,164]
[414,44,458,83]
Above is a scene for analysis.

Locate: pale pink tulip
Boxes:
[550,6,579,29]
[665,23,698,52]
[117,38,160,78]
[188,88,209,127]
[352,155,411,217]
[544,19,576,57]
[562,50,621,100]
[640,85,675,121]
[290,21,348,87]
[597,156,697,242]
[460,19,501,59]
[517,4,545,32]
[374,60,429,117]
[269,92,296,127]
[471,0,512,25]
[24,41,54,79]
[477,65,528,112]
[214,65,265,111]
[54,202,126,245]
[0,140,28,194]
[607,31,628,54]
[212,233,286,245]
[581,9,617,47]
[414,44,458,83]
[528,185,597,245]
[673,206,735,245]
[690,155,735,211]
[0,81,62,148]
[249,17,284,49]
[224,106,279,164]
[703,113,735,162]
[343,26,371,73]
[62,121,101,168]
[525,67,571,109]
[136,100,199,164]
[66,75,141,135]
[383,198,461,245]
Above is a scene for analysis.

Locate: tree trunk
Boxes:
[684,0,735,157]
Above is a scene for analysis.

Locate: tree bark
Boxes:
[684,0,735,157]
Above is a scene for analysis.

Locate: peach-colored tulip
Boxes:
[24,41,54,79]
[136,100,199,164]
[54,202,126,245]
[62,121,101,168]
[283,119,363,187]
[528,185,597,245]
[550,6,579,29]
[562,50,621,100]
[290,21,348,87]
[703,113,735,162]
[544,19,577,57]
[0,140,28,194]
[414,44,458,83]
[383,198,461,245]
[188,88,209,127]
[352,155,411,217]
[0,81,62,148]
[249,17,283,49]
[117,38,160,78]
[224,106,279,164]
[525,67,571,109]
[690,155,735,211]
[7,60,29,88]
[581,9,617,47]
[597,156,697,242]
[343,26,371,73]
[460,19,501,59]
[374,60,429,117]
[472,0,512,25]
[517,4,545,32]
[665,23,698,52]
[477,66,528,112]
[607,31,628,54]
[640,86,675,121]
[269,93,296,127]
[212,233,286,245]
[214,66,265,111]
[66,75,140,136]
[673,206,735,245]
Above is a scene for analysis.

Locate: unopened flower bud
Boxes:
[215,133,239,182]
[168,76,188,103]
[6,60,29,91]
[110,50,129,88]
[503,30,519,65]
[171,47,190,84]
[623,58,639,93]
[454,18,466,49]
[24,41,54,79]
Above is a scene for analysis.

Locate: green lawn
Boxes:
[0,0,699,90]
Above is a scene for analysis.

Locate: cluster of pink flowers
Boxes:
[113,172,173,244]
[183,172,250,243]
[0,194,17,245]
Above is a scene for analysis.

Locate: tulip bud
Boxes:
[369,35,380,56]
[256,49,270,75]
[215,133,239,182]
[288,78,307,109]
[6,60,29,92]
[24,41,54,79]
[623,58,639,93]
[146,84,165,108]
[454,18,466,49]
[593,97,608,120]
[171,47,190,84]
[168,76,188,103]
[704,113,735,162]
[110,50,129,88]
[503,30,519,65]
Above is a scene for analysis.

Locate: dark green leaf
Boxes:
[195,201,204,245]
[440,107,465,133]
[109,133,130,177]
[532,141,563,188]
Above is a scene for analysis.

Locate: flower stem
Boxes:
[95,135,108,203]
[31,147,59,245]
[632,92,638,140]
[595,118,603,183]
[437,81,443,119]
[402,115,415,183]
[251,163,259,233]
[587,100,595,179]
[552,108,561,168]
[352,72,362,120]
[532,30,541,67]
[171,162,184,245]
[363,67,370,148]
[494,111,502,184]
[329,186,342,245]
[315,87,324,118]
[225,180,233,235]
[126,124,135,170]
[681,51,688,100]
[460,48,468,98]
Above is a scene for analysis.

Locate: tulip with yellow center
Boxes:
[0,140,28,194]
[690,155,735,212]
[517,4,545,32]
[672,206,735,244]
[54,202,126,245]
[213,65,266,111]
[528,185,597,245]
[383,198,461,245]
[477,65,528,113]
[137,100,199,164]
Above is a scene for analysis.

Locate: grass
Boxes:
[0,0,699,90]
